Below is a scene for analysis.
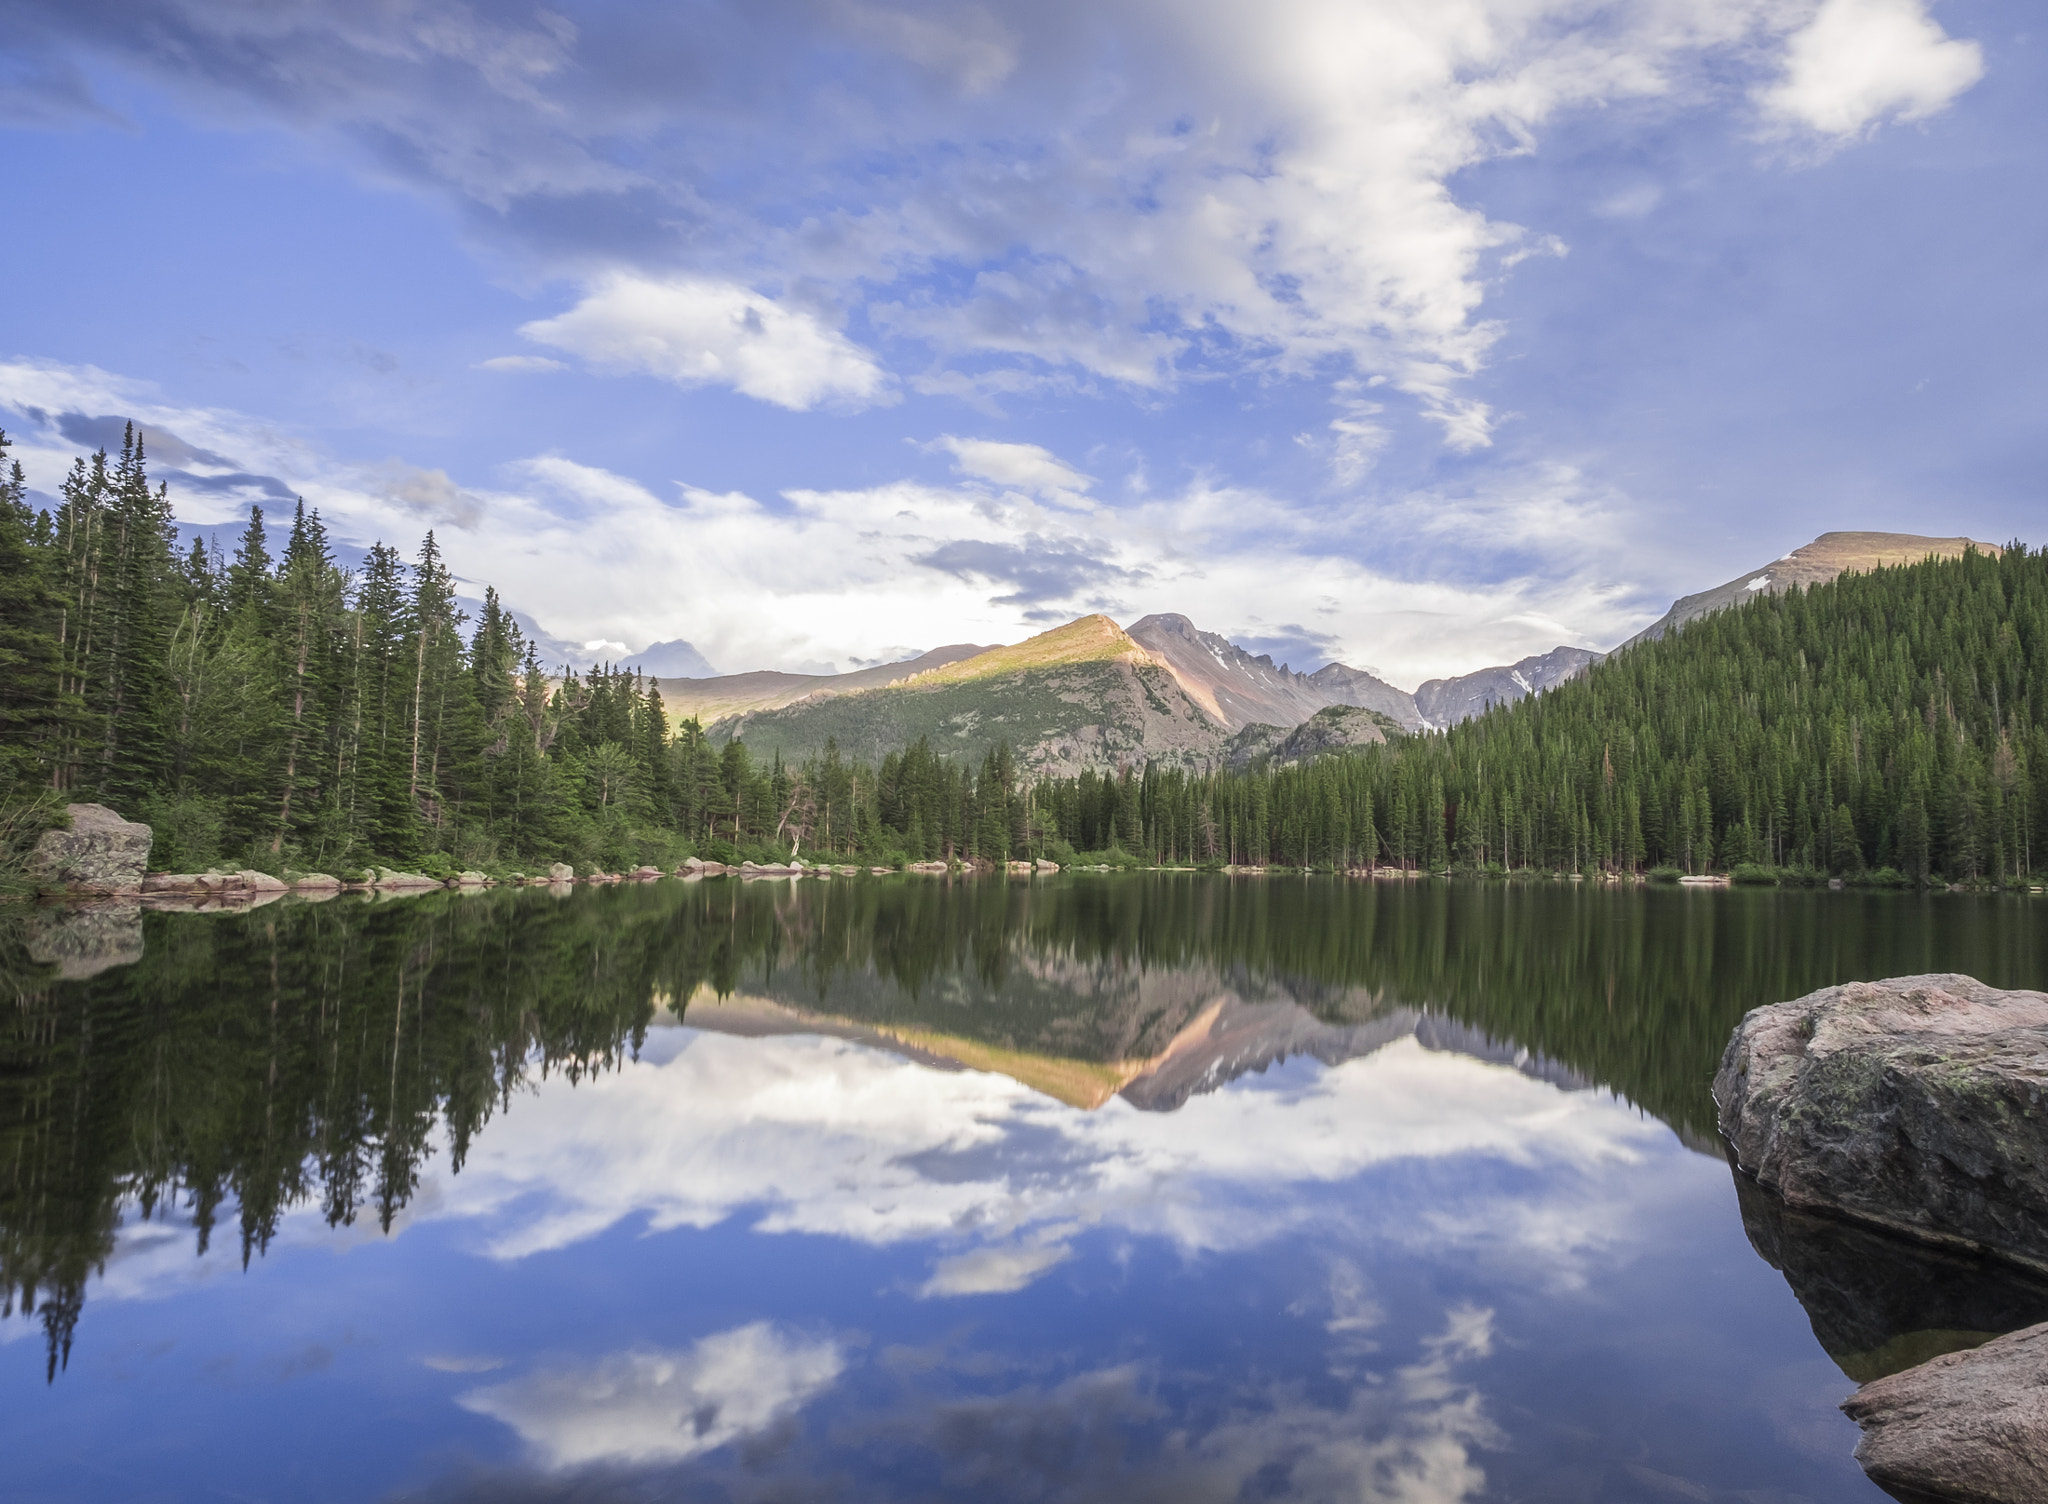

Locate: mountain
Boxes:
[1305,662,1427,729]
[1413,645,1601,728]
[623,637,717,678]
[504,610,719,678]
[1619,531,1999,650]
[1125,614,1423,732]
[1402,531,1998,728]
[668,528,2008,769]
[703,614,1427,774]
[1225,704,1402,769]
[657,643,996,725]
[708,615,1228,773]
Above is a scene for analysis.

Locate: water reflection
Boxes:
[1733,1166,2048,1383]
[5,876,2043,1380]
[2,875,2041,1502]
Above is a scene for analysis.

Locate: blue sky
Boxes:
[0,0,2036,684]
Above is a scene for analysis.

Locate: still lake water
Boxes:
[5,875,2048,1503]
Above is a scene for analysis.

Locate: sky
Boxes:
[0,0,2039,686]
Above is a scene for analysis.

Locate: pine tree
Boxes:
[0,432,73,787]
[270,501,346,853]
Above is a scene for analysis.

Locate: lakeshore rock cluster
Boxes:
[23,805,1062,911]
[1717,974,2048,1503]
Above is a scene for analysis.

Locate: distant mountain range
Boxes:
[643,530,1995,773]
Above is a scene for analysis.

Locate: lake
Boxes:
[5,875,2047,1503]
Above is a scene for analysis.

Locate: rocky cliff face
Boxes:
[712,653,1228,775]
[1304,661,1425,731]
[1126,614,1423,732]
[1224,704,1400,768]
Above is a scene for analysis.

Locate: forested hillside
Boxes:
[0,429,1037,875]
[1,426,2039,883]
[1154,542,2044,880]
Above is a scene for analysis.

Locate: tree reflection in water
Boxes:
[4,875,2040,1381]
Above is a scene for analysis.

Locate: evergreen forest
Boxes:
[1,427,2041,885]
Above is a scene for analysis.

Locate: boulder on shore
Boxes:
[30,804,152,895]
[1842,1320,2048,1504]
[1716,974,2048,1273]
[372,867,440,889]
[548,862,575,882]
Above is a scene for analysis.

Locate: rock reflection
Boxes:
[1732,1164,2048,1382]
[24,902,143,981]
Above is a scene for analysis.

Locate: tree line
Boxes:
[2,426,2041,882]
[0,428,1060,875]
[1117,542,2045,883]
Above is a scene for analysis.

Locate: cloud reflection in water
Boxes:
[428,1027,1665,1298]
[458,1322,845,1469]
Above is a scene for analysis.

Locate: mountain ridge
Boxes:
[658,528,2000,772]
[1619,531,1998,650]
[1413,645,1602,728]
[1127,614,1425,733]
[707,616,1227,775]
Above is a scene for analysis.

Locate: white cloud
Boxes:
[473,354,565,373]
[0,359,1667,685]
[932,435,1093,497]
[1593,182,1663,220]
[1325,385,1392,485]
[519,273,892,411]
[458,1322,845,1469]
[834,0,1020,96]
[20,0,1966,449]
[1759,0,1984,139]
[371,459,486,529]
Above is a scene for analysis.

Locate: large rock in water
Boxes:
[1715,973,2048,1272]
[29,803,152,895]
[1841,1320,2048,1504]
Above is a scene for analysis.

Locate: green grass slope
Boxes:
[712,655,1226,773]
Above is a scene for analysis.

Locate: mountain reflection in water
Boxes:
[2,875,2042,1502]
